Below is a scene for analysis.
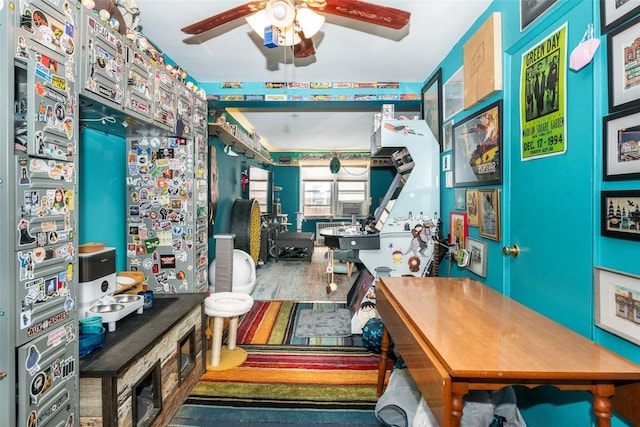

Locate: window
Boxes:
[301,164,369,218]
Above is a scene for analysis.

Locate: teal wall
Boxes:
[78,128,127,271]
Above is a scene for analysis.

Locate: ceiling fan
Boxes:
[181,0,411,58]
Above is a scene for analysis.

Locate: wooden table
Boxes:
[375,277,640,427]
[274,232,314,262]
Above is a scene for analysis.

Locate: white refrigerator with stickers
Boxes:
[125,133,209,294]
[4,1,81,426]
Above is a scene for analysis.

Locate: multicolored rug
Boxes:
[186,344,386,410]
[234,301,363,347]
[169,405,381,426]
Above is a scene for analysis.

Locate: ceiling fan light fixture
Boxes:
[296,6,324,39]
[265,0,295,28]
[246,10,269,39]
[278,23,301,46]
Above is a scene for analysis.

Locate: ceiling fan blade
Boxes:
[293,33,316,58]
[313,0,410,30]
[181,1,266,35]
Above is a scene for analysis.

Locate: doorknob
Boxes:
[502,244,520,257]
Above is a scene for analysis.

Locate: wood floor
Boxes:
[251,246,358,303]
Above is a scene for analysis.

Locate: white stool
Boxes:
[204,292,254,370]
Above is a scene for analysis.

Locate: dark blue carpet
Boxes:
[169,404,380,426]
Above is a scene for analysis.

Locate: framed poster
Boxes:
[479,188,501,241]
[520,0,558,31]
[602,107,640,181]
[520,24,567,161]
[449,211,468,248]
[443,120,454,152]
[452,100,503,187]
[594,267,640,346]
[422,68,442,147]
[466,189,479,227]
[466,237,488,277]
[463,12,503,109]
[601,0,640,34]
[444,67,464,121]
[608,16,640,112]
[601,190,640,241]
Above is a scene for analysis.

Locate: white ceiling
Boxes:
[133,0,492,152]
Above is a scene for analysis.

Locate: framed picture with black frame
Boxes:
[601,190,640,241]
[520,0,558,31]
[452,100,503,187]
[422,68,443,148]
[602,106,640,181]
[607,15,640,112]
[601,0,640,34]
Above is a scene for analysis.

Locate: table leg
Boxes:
[593,384,614,427]
[376,327,390,397]
[451,383,469,427]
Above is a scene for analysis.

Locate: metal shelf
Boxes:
[209,123,273,165]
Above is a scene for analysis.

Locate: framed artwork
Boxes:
[445,171,453,188]
[479,188,501,241]
[443,120,454,152]
[442,153,451,172]
[601,190,640,241]
[449,211,468,248]
[444,67,464,121]
[466,237,488,277]
[594,267,640,346]
[520,0,558,31]
[603,106,640,181]
[454,188,466,210]
[463,12,502,109]
[452,100,503,187]
[608,16,640,112]
[466,189,479,227]
[601,0,640,34]
[422,68,443,147]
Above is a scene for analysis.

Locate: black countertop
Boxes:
[79,293,207,377]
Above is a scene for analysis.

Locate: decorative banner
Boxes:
[520,23,567,161]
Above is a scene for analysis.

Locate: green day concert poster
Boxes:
[520,24,567,160]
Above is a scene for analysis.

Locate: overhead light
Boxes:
[224,144,239,157]
[296,6,324,38]
[246,0,322,48]
[265,0,295,28]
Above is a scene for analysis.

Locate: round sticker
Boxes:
[31,372,46,396]
[142,258,154,270]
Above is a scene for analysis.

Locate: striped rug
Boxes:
[186,344,386,409]
[234,300,363,347]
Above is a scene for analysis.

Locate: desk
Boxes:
[375,277,640,427]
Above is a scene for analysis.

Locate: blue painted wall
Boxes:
[78,128,127,271]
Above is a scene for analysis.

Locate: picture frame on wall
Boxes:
[444,67,464,121]
[603,107,640,181]
[520,0,558,31]
[449,211,468,248]
[463,12,502,109]
[600,190,640,241]
[594,266,640,346]
[454,188,466,210]
[452,100,503,187]
[479,188,501,241]
[422,68,443,147]
[466,237,488,277]
[442,153,451,172]
[443,120,454,152]
[466,189,479,227]
[607,15,640,112]
[601,0,640,34]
